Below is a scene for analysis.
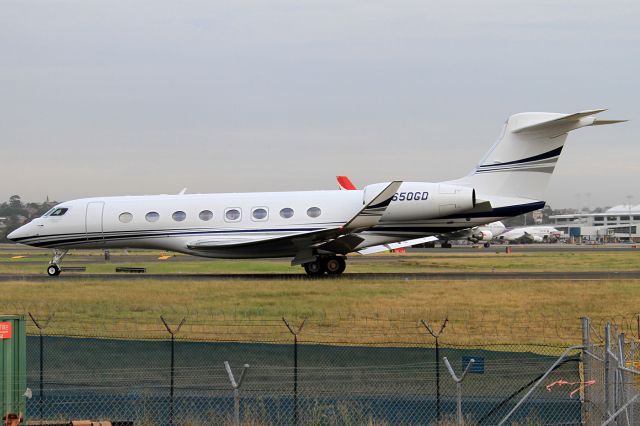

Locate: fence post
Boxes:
[28,312,54,422]
[421,318,448,422]
[581,316,592,424]
[283,317,306,426]
[224,361,249,426]
[443,357,474,426]
[604,322,611,417]
[630,341,636,426]
[160,316,186,426]
[617,332,628,424]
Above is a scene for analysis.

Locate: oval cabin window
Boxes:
[119,212,133,223]
[145,212,160,222]
[172,211,186,222]
[307,207,321,218]
[280,208,294,219]
[225,208,241,222]
[199,210,213,221]
[252,208,268,220]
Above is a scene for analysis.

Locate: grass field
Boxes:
[1,244,639,345]
[1,245,640,274]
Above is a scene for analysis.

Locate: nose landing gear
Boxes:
[47,249,68,276]
[302,256,347,277]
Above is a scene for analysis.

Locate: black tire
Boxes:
[441,242,452,248]
[47,264,61,276]
[483,242,491,248]
[325,257,346,275]
[303,261,324,277]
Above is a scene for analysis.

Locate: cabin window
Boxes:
[145,211,160,222]
[49,208,68,217]
[199,210,213,221]
[307,207,321,218]
[280,208,294,219]
[225,208,241,222]
[252,207,268,221]
[119,212,133,223]
[172,211,186,222]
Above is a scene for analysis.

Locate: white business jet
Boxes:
[8,109,624,276]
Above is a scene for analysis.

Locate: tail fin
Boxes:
[451,109,626,200]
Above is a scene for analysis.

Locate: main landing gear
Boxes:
[302,256,347,277]
[47,249,68,276]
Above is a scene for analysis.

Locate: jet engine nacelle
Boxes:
[363,182,476,221]
[532,235,543,243]
[472,230,493,242]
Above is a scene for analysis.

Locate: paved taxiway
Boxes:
[1,271,639,282]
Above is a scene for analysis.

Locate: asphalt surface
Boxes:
[2,270,640,282]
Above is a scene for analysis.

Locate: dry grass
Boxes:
[2,276,639,346]
[2,244,639,345]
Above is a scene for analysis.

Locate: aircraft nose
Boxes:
[7,225,28,242]
[7,228,20,242]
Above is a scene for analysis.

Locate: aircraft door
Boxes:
[85,201,105,242]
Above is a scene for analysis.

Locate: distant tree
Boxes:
[9,195,23,209]
[0,195,60,243]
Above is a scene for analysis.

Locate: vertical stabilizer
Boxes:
[449,110,625,200]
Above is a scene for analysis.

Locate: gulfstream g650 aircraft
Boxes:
[8,109,624,276]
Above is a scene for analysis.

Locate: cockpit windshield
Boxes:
[46,207,69,217]
[42,208,56,217]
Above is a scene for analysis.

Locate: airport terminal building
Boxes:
[550,204,640,242]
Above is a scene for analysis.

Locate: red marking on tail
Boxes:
[337,176,357,190]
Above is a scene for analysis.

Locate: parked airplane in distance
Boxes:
[8,109,624,276]
[497,225,562,243]
[437,221,506,248]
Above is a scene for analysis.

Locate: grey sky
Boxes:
[1,0,638,209]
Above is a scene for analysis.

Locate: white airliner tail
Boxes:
[450,109,626,200]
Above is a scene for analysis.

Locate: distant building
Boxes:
[532,210,544,224]
[0,217,6,229]
[550,205,640,242]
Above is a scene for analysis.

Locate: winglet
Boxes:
[337,176,357,190]
[344,181,401,231]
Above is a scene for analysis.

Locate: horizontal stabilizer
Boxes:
[358,236,439,255]
[512,109,625,133]
[592,119,628,126]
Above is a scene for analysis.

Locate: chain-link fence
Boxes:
[5,313,640,425]
[582,318,640,425]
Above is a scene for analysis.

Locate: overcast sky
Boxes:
[1,0,638,209]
